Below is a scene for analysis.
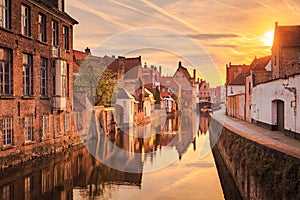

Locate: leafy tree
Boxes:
[95,69,118,107]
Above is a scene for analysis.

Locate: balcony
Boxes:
[53,96,67,110]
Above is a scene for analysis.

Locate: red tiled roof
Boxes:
[250,55,271,71]
[226,64,250,84]
[275,24,300,47]
[106,56,142,79]
[73,50,88,60]
[158,76,179,88]
[229,72,246,85]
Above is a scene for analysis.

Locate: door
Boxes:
[277,100,284,132]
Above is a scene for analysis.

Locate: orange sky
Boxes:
[67,0,300,87]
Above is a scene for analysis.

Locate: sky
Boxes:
[66,0,300,86]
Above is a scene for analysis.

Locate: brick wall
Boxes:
[0,0,78,165]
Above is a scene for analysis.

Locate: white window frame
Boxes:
[40,57,47,97]
[23,54,33,96]
[52,20,58,47]
[38,13,46,42]
[0,0,10,29]
[21,4,30,36]
[0,47,12,96]
[25,116,33,142]
[1,118,13,145]
[42,115,49,138]
[64,112,70,132]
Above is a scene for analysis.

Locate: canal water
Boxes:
[0,112,241,200]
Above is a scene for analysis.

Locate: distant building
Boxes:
[173,62,197,110]
[210,85,226,105]
[0,0,78,162]
[198,79,211,102]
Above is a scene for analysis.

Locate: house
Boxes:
[173,61,197,110]
[142,64,161,90]
[106,56,145,123]
[158,76,181,110]
[144,88,155,119]
[0,0,78,162]
[251,23,300,139]
[210,85,226,105]
[198,79,211,102]
[245,55,271,122]
[225,63,250,120]
[115,88,135,127]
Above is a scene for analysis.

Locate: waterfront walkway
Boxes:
[212,109,300,159]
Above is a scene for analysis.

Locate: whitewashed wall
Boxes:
[252,75,300,133]
[227,85,245,96]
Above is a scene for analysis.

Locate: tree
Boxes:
[95,69,118,107]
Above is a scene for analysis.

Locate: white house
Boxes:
[252,75,300,137]
[116,88,135,127]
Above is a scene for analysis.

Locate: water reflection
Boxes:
[0,112,241,200]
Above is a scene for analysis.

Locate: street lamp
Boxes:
[283,75,297,93]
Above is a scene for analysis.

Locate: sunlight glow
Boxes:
[263,30,274,46]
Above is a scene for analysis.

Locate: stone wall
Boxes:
[210,118,300,200]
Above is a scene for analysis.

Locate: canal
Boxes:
[0,111,242,200]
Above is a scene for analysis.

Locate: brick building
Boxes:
[0,0,78,165]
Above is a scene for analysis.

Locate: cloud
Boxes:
[187,33,240,40]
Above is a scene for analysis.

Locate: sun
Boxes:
[263,30,274,47]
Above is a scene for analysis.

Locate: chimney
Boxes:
[179,61,182,67]
[197,78,200,83]
[159,66,162,75]
[112,55,115,59]
[193,69,196,81]
[85,47,91,55]
[229,62,231,66]
[275,21,278,27]
[144,62,147,68]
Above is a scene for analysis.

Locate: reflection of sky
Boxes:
[67,0,300,86]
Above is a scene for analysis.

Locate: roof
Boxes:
[73,50,102,61]
[228,72,246,85]
[35,0,78,25]
[250,55,272,71]
[124,66,139,80]
[226,63,250,84]
[274,24,300,47]
[117,88,134,99]
[158,76,179,88]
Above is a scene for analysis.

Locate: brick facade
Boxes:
[0,0,78,167]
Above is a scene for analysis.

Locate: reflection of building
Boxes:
[0,0,78,165]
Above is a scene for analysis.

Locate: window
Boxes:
[0,47,12,96]
[1,184,12,200]
[66,63,69,97]
[54,114,60,136]
[0,0,10,29]
[248,82,251,94]
[21,5,30,36]
[42,115,49,138]
[61,61,67,97]
[24,176,31,200]
[1,117,13,145]
[25,116,33,141]
[23,54,33,96]
[64,112,70,132]
[40,57,47,97]
[52,20,58,47]
[38,14,46,42]
[63,26,69,50]
[42,170,50,194]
